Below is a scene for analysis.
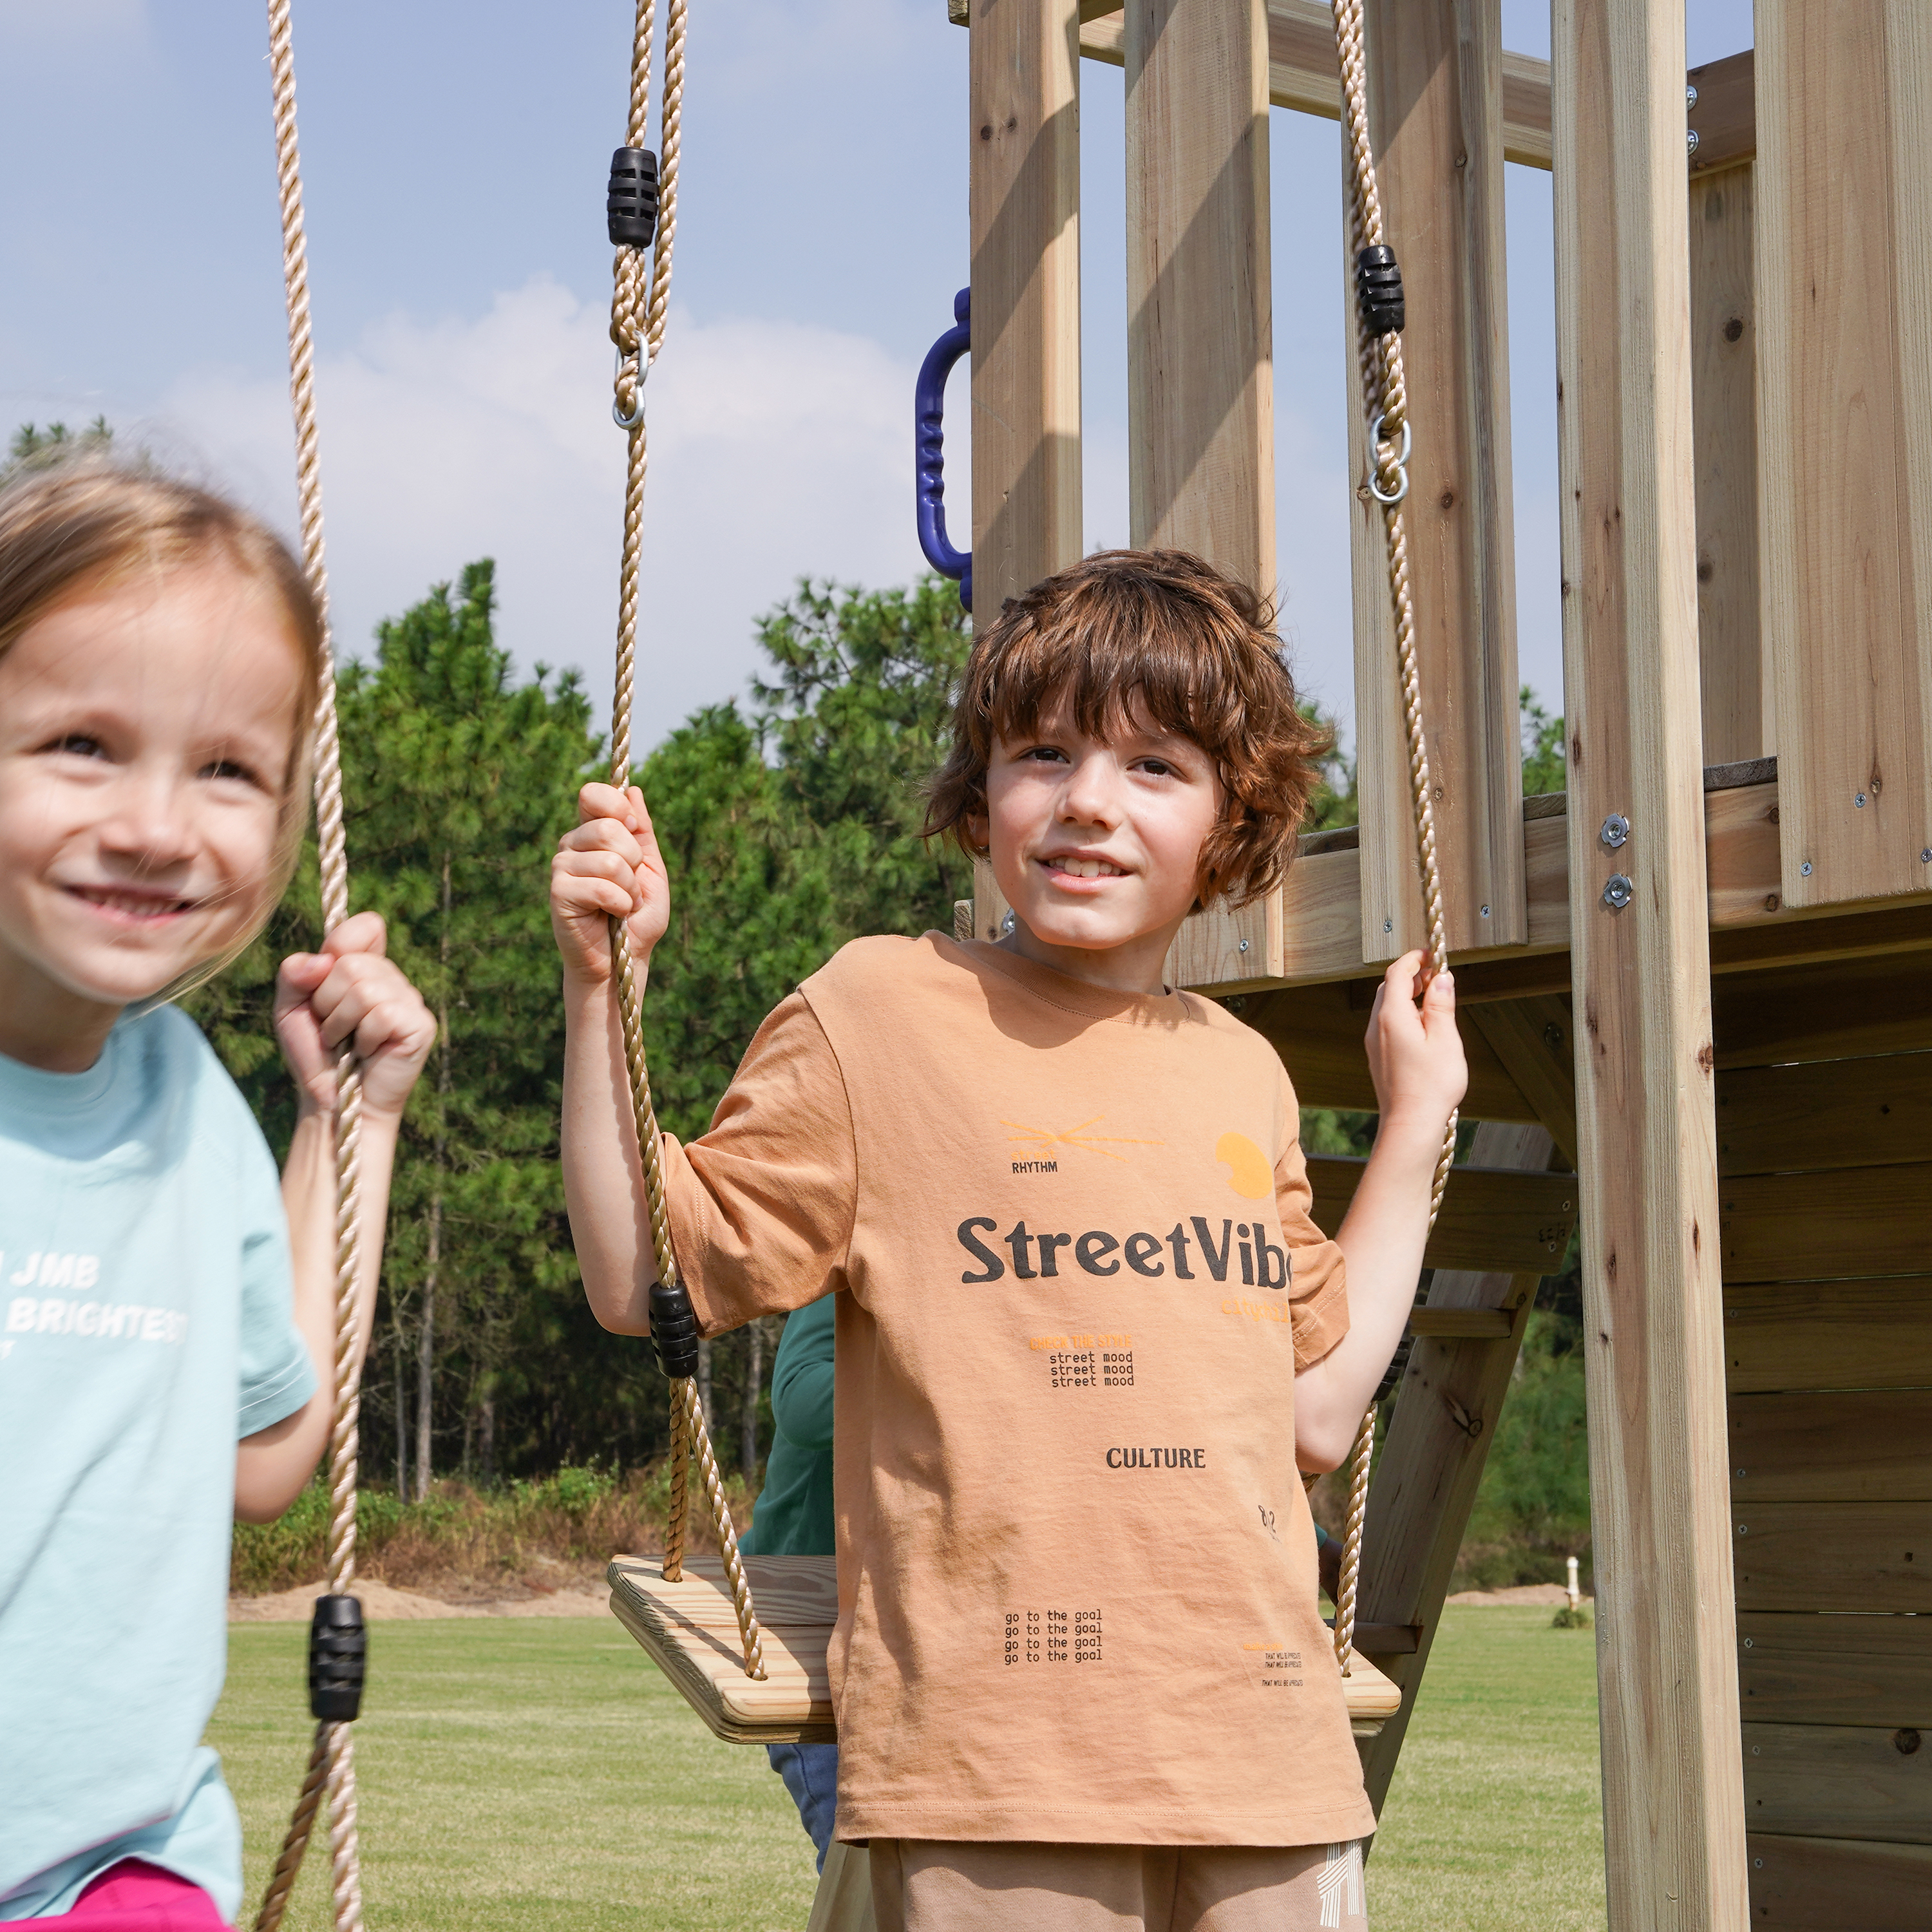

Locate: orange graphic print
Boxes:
[1215,1131,1273,1200]
[1002,1116,1165,1163]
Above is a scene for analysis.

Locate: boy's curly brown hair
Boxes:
[924,549,1331,908]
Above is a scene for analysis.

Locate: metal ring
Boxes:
[612,344,648,430]
[1367,410,1410,504]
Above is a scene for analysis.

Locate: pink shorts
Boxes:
[4,1862,227,1931]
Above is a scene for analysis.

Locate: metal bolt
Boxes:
[1856,792,1868,808]
[1801,860,1814,876]
[1238,938,1249,952]
[1687,128,1700,156]
[1602,874,1633,910]
[1600,814,1630,849]
[1000,909,1016,935]
[1687,83,1699,109]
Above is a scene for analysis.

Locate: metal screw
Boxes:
[1801,860,1814,876]
[1856,792,1868,808]
[1738,1524,1748,1535]
[1480,904,1491,918]
[1736,1468,1746,1478]
[1000,909,1016,935]
[1687,83,1699,109]
[1383,919,1393,934]
[1753,1859,1763,1870]
[1687,128,1700,156]
[1238,938,1249,952]
[1543,1023,1563,1049]
[1602,874,1633,910]
[1922,849,1932,864]
[1743,1637,1754,1649]
[1600,814,1630,849]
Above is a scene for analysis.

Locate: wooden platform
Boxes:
[608,1552,1401,1742]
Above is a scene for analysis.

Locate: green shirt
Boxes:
[742,1295,835,1557]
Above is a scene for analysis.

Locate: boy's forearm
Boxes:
[236,1101,397,1521]
[560,971,655,1335]
[1295,1112,1445,1468]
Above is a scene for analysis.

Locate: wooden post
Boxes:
[1124,0,1273,591]
[1345,0,1527,965]
[1757,4,1932,910]
[1553,1,1749,1927]
[971,0,1083,616]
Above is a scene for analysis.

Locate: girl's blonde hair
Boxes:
[0,455,326,1000]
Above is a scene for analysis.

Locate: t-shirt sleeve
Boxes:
[769,1293,837,1452]
[233,1119,318,1440]
[1275,1069,1350,1372]
[661,993,858,1336]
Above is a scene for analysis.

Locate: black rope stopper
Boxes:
[1355,244,1405,336]
[308,1594,366,1722]
[649,1281,701,1379]
[607,147,660,247]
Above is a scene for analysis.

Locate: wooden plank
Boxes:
[1687,49,1755,176]
[1553,0,1748,1922]
[1741,1722,1932,1846]
[1738,1613,1932,1727]
[1354,1121,1558,1811]
[1305,1154,1576,1274]
[1347,0,1526,964]
[1124,0,1274,591]
[1690,162,1765,763]
[1716,1052,1932,1178]
[1468,995,1578,1166]
[1406,1307,1512,1338]
[1757,6,1932,911]
[1709,900,1932,980]
[1730,1391,1932,1503]
[1719,1164,1932,1284]
[1725,1278,1932,1396]
[1713,951,1932,1070]
[1732,1502,1932,1615]
[969,0,1083,618]
[1745,1832,1932,1932]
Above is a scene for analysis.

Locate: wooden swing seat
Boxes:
[607,1552,1403,1745]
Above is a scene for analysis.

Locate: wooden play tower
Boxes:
[953,3,1931,1926]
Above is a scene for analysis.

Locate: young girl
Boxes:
[0,461,435,1927]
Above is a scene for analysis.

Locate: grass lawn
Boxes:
[213,1606,1603,1931]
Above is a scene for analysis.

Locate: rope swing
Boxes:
[1327,0,1462,1678]
[255,3,369,1927]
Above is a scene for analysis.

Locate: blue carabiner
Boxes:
[914,287,971,612]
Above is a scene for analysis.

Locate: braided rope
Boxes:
[1329,0,1461,1678]
[256,4,368,1927]
[602,0,767,1683]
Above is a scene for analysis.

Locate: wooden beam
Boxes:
[1305,1153,1576,1274]
[1468,995,1578,1165]
[1741,1722,1932,1843]
[1690,161,1765,763]
[1352,1121,1559,1811]
[1553,1,1748,1923]
[1686,49,1755,176]
[1345,0,1524,965]
[969,0,1083,618]
[1745,1833,1932,1932]
[1720,1163,1932,1283]
[1725,1278,1932,1396]
[1738,1613,1932,1728]
[1713,950,1932,1070]
[1730,1391,1932,1504]
[1124,0,1274,591]
[1757,6,1932,911]
[1406,1307,1512,1338]
[1716,1052,1932,1178]
[1732,1502,1932,1615]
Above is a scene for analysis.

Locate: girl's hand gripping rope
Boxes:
[550,781,670,986]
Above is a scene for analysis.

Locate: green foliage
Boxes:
[4,416,113,480]
[1521,684,1566,796]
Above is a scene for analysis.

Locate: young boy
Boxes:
[551,549,1466,1932]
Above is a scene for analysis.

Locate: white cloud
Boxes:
[156,278,927,752]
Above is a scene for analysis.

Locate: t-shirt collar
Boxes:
[944,934,1193,1027]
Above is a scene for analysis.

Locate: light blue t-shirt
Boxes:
[0,1006,316,1920]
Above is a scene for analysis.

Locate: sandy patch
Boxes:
[1445,1583,1591,1607]
[231,1581,611,1622]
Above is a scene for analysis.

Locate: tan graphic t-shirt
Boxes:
[661,934,1376,1848]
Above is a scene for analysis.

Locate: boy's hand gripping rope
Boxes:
[603,0,768,1685]
[256,5,368,1930]
[1329,0,1461,1681]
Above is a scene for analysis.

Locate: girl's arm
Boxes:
[235,913,435,1523]
[552,782,671,1336]
[1293,952,1467,1471]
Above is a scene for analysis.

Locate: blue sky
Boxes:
[0,0,1752,753]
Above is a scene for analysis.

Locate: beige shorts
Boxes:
[867,1839,1368,1932]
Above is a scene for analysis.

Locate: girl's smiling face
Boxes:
[0,562,307,1068]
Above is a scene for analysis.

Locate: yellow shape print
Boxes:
[1003,1116,1165,1163]
[1216,1131,1273,1200]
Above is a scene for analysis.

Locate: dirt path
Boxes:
[231,1580,611,1622]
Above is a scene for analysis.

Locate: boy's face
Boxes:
[981,699,1225,976]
